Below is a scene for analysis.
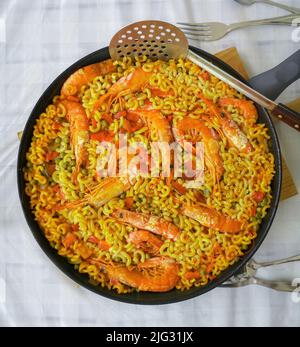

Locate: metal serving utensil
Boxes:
[221,254,300,292]
[234,0,300,15]
[177,14,298,41]
[109,20,300,132]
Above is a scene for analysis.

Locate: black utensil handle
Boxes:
[249,49,300,101]
[272,103,300,131]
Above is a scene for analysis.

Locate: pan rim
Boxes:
[17,46,282,305]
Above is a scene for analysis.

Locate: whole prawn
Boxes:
[172,116,224,182]
[127,108,173,143]
[219,97,258,126]
[182,203,244,233]
[55,176,132,210]
[60,100,89,179]
[61,60,116,97]
[92,257,179,292]
[199,93,252,153]
[92,67,152,114]
[112,209,180,241]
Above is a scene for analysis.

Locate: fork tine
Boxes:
[179,26,211,32]
[176,22,210,28]
[182,30,212,37]
[185,34,213,41]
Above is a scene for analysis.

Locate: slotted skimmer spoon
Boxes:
[109,20,300,132]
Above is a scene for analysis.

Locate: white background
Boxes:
[0,0,300,327]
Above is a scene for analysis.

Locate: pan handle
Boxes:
[249,49,300,101]
[272,103,300,131]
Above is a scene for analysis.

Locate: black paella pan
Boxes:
[17,45,300,304]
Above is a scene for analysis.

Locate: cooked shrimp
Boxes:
[127,108,173,143]
[173,117,224,181]
[220,112,252,153]
[182,203,244,233]
[61,100,89,178]
[93,257,179,292]
[112,209,180,241]
[198,93,252,153]
[55,177,131,210]
[128,230,163,255]
[92,67,152,113]
[55,149,144,210]
[61,60,116,96]
[78,176,131,207]
[219,98,258,125]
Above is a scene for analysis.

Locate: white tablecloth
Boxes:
[1,0,300,327]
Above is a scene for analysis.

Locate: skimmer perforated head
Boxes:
[109,20,189,61]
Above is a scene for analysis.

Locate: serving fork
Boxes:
[221,254,300,292]
[177,14,299,41]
